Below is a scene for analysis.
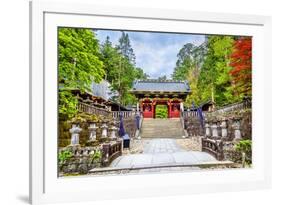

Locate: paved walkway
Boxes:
[110,139,217,168]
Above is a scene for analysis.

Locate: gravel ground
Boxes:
[122,137,202,155]
[122,139,150,155]
[175,136,202,151]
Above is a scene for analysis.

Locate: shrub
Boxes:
[155,105,168,118]
[235,140,252,165]
[58,150,73,165]
[90,149,102,163]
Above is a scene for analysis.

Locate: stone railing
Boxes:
[77,102,111,117]
[182,111,205,136]
[202,108,251,161]
[122,116,138,138]
[201,138,224,160]
[111,111,135,119]
[211,100,251,115]
[59,139,122,175]
[101,140,122,167]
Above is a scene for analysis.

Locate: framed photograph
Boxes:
[30,1,271,204]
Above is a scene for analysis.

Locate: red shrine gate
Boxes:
[141,98,181,118]
[130,80,190,118]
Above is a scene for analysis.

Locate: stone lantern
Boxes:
[232,117,241,140]
[88,122,98,141]
[221,118,228,139]
[205,120,211,138]
[109,125,118,140]
[101,123,108,138]
[211,121,218,138]
[69,123,82,146]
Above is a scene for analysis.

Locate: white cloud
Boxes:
[95,30,206,79]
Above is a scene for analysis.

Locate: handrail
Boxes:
[213,100,251,114]
[101,140,122,167]
[201,138,224,160]
[111,111,135,119]
[77,102,110,116]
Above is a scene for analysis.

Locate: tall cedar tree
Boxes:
[230,37,252,97]
[58,28,104,119]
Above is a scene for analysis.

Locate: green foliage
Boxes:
[58,28,105,119]
[58,150,73,165]
[59,90,78,119]
[198,36,239,106]
[185,67,201,107]
[90,149,102,163]
[157,75,168,81]
[155,105,168,118]
[235,140,252,164]
[235,140,252,153]
[116,32,136,64]
[70,112,101,123]
[100,34,148,106]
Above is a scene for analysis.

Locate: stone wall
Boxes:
[59,146,102,175]
[204,109,252,141]
[184,116,204,136]
[203,108,252,162]
[59,139,122,175]
[59,113,137,147]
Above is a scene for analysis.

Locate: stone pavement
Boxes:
[110,139,217,169]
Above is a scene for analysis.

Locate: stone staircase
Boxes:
[140,118,185,138]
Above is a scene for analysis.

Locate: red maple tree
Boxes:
[230,37,252,96]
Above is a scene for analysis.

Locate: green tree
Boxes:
[116,31,136,64]
[172,42,206,107]
[198,36,236,106]
[100,33,148,106]
[58,28,104,119]
[134,67,150,80]
[185,67,201,107]
[158,75,168,81]
[172,43,194,80]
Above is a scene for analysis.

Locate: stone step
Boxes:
[141,118,185,138]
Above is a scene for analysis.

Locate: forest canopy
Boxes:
[58,28,148,119]
[172,35,252,108]
[58,28,252,118]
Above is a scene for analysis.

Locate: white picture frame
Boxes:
[30,1,272,204]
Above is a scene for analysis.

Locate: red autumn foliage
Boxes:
[230,37,252,95]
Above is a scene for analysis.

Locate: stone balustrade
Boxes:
[204,117,244,141]
[59,140,122,174]
[77,102,111,117]
[101,140,122,167]
[111,111,135,119]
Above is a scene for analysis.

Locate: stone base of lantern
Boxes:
[85,139,99,147]
[68,142,81,147]
[99,136,109,143]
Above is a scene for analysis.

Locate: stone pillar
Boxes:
[180,102,184,112]
[211,122,218,138]
[221,119,228,139]
[232,118,241,140]
[69,124,82,146]
[109,124,118,140]
[88,122,98,141]
[205,122,211,138]
[101,123,108,138]
[137,102,140,112]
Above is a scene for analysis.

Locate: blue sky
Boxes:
[95,30,205,79]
